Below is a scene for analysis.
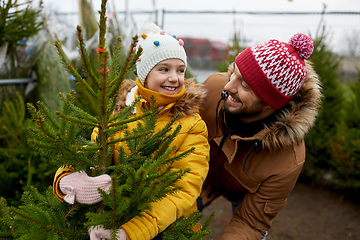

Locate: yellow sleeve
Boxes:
[121,115,210,240]
[52,166,75,201]
[91,127,99,142]
[53,128,99,201]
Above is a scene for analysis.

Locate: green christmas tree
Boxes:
[0,0,43,79]
[0,0,212,239]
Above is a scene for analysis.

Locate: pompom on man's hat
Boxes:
[136,22,187,83]
[235,33,314,109]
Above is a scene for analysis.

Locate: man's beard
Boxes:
[223,100,266,119]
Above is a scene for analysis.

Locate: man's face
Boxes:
[223,63,267,120]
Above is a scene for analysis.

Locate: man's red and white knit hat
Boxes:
[235,33,313,109]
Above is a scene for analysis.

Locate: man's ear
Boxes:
[265,104,274,110]
[264,104,276,115]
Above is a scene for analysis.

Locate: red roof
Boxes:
[210,41,228,50]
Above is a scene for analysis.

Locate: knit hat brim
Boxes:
[137,48,187,82]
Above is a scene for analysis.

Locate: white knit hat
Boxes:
[136,22,187,83]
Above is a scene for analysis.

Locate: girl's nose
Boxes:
[168,70,178,82]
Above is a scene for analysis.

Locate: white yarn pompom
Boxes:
[138,21,162,35]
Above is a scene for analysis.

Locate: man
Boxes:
[198,33,322,239]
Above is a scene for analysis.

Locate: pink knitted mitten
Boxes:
[89,226,127,240]
[59,171,112,204]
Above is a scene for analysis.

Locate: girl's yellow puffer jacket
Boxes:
[53,78,209,240]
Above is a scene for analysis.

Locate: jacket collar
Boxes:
[223,110,278,138]
[136,78,185,107]
[115,78,207,117]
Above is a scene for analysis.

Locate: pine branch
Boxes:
[0,198,14,238]
[2,126,28,151]
[154,211,214,240]
[108,95,143,124]
[109,36,141,99]
[96,3,111,171]
[109,37,122,80]
[98,0,107,52]
[67,97,100,124]
[0,188,94,239]
[27,102,60,131]
[108,127,153,146]
[55,40,96,98]
[97,0,109,91]
[77,25,100,88]
[56,112,98,128]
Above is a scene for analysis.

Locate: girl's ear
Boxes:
[143,79,147,88]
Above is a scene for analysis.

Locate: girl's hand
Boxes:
[59,171,111,204]
[89,226,127,240]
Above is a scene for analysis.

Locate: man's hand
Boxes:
[59,171,111,204]
[89,226,127,240]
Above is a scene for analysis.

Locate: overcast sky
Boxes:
[35,0,360,13]
[26,0,359,56]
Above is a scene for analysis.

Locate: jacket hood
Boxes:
[225,61,323,150]
[114,77,207,116]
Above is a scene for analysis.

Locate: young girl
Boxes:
[53,22,210,240]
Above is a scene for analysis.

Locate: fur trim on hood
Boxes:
[114,77,207,116]
[227,61,323,150]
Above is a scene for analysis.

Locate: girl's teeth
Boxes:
[163,87,176,91]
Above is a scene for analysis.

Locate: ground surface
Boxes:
[201,181,360,240]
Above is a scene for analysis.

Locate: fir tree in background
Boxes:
[303,9,360,197]
[0,0,43,79]
[34,28,72,113]
[0,92,53,207]
[0,0,55,208]
[216,30,246,72]
[303,10,345,185]
[0,0,212,239]
[0,0,43,107]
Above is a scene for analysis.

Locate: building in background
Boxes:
[181,37,229,69]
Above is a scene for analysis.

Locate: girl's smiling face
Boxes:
[144,59,185,95]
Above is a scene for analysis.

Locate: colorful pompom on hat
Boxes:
[136,22,187,83]
[235,33,314,109]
